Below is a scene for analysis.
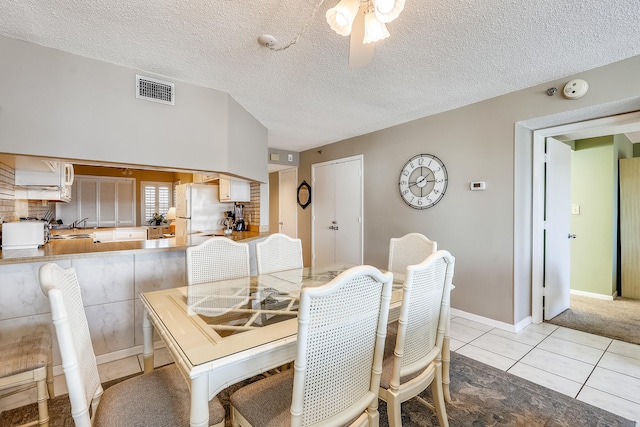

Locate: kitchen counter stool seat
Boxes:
[0,331,54,427]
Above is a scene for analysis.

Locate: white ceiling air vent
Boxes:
[135,74,175,105]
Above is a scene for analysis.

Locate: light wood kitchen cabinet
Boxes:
[219,177,250,202]
[147,225,170,239]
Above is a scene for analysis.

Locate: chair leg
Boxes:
[386,396,403,427]
[36,378,50,427]
[442,335,451,402]
[431,363,449,427]
[230,406,241,427]
[46,347,54,400]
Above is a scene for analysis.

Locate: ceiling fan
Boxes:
[326,0,405,67]
[258,0,404,68]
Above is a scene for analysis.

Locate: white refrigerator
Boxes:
[174,183,227,238]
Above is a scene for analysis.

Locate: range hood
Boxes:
[15,162,74,187]
[14,186,72,203]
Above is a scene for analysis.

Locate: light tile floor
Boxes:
[3,320,640,425]
[451,317,640,425]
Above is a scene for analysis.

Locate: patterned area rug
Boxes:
[0,352,632,426]
[548,294,640,346]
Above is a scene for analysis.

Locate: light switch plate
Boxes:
[288,154,293,162]
[571,204,580,215]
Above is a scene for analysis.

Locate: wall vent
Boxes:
[135,75,175,105]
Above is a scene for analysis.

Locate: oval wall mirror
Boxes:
[297,180,311,209]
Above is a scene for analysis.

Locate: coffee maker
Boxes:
[234,203,246,231]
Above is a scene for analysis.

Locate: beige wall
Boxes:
[298,55,640,325]
[0,36,268,183]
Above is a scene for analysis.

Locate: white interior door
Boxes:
[312,156,363,267]
[544,137,572,320]
[278,168,298,237]
[334,159,362,265]
[312,163,336,267]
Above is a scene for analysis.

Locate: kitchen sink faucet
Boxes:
[72,218,89,229]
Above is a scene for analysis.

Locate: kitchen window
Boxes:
[141,181,172,224]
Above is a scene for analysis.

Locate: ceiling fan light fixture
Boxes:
[326,0,360,36]
[363,12,390,44]
[373,0,405,23]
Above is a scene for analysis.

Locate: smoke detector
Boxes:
[563,79,589,100]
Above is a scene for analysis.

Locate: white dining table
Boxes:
[141,264,452,427]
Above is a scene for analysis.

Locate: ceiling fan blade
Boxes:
[349,6,374,68]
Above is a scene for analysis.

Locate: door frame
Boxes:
[531,111,640,323]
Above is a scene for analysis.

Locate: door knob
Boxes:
[568,234,577,239]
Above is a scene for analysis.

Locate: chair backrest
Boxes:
[256,233,303,274]
[291,265,393,426]
[388,233,437,275]
[38,263,102,427]
[186,237,250,285]
[391,250,454,385]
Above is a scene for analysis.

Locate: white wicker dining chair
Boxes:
[379,250,455,427]
[187,236,251,284]
[256,233,303,274]
[186,237,251,308]
[387,233,437,275]
[229,265,394,427]
[38,263,225,427]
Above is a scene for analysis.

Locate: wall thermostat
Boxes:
[470,181,486,191]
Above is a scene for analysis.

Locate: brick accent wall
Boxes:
[244,182,261,231]
[0,162,15,221]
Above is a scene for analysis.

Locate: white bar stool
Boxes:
[0,331,54,427]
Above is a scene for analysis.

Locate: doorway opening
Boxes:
[531,110,640,324]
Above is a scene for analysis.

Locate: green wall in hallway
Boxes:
[570,137,615,296]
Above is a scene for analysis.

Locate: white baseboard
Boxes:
[450,308,531,333]
[570,289,615,300]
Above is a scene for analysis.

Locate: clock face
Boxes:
[398,154,448,209]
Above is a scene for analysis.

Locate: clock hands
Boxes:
[408,170,434,187]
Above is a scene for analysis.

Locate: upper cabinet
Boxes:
[219,177,250,202]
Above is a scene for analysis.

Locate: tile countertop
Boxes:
[0,230,268,265]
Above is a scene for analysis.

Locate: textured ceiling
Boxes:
[1,1,640,152]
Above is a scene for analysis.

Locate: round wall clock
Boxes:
[398,154,448,209]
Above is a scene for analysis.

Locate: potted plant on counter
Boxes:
[148,213,166,226]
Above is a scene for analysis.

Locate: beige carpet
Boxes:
[547,294,640,345]
[0,353,633,426]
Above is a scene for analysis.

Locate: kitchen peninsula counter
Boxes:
[0,229,270,367]
[0,230,267,265]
